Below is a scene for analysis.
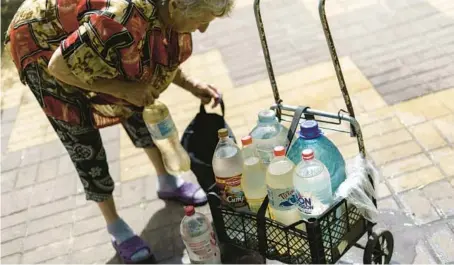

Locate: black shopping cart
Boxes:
[206,0,395,264]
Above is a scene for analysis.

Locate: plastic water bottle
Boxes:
[266,146,300,225]
[180,206,221,264]
[143,101,190,176]
[212,128,249,212]
[250,110,289,166]
[241,135,267,213]
[293,149,333,220]
[287,120,346,193]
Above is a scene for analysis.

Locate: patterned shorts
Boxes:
[23,63,155,202]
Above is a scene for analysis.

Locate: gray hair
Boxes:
[173,0,235,18]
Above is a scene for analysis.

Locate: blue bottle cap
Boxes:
[299,120,321,139]
[258,110,276,123]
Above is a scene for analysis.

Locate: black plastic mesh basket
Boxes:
[208,191,370,264]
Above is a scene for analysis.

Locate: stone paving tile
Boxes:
[369,141,423,166]
[413,240,438,264]
[1,187,32,217]
[36,157,59,183]
[1,223,26,242]
[380,153,433,179]
[27,210,72,235]
[427,224,454,263]
[72,228,110,252]
[0,254,21,264]
[433,114,454,144]
[15,164,38,188]
[69,242,114,264]
[1,237,23,257]
[27,196,76,220]
[422,180,454,218]
[1,170,17,194]
[23,224,72,252]
[22,240,71,264]
[73,214,105,237]
[388,166,445,193]
[400,189,440,225]
[1,150,23,173]
[409,121,447,151]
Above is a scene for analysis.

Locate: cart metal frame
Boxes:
[206,0,395,263]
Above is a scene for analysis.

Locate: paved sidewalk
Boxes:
[1,0,454,264]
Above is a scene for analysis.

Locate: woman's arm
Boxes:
[172,67,198,92]
[172,67,221,107]
[48,47,155,106]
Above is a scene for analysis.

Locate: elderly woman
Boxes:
[5,0,234,262]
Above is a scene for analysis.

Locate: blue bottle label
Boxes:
[267,186,297,211]
[146,115,175,140]
[295,191,315,215]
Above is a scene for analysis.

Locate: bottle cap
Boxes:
[258,110,276,123]
[218,128,229,138]
[241,135,253,146]
[184,205,195,216]
[273,146,286,157]
[299,120,321,139]
[302,149,315,160]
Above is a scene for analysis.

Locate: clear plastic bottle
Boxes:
[287,120,346,193]
[266,146,300,225]
[250,110,289,166]
[143,101,190,176]
[293,149,333,219]
[241,135,267,213]
[212,128,249,212]
[180,206,221,264]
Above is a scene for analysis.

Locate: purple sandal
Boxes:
[112,236,156,264]
[157,182,207,206]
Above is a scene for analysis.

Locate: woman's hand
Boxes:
[191,82,221,108]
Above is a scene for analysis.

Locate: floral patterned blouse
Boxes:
[5,0,192,128]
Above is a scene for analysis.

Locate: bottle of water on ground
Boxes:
[250,110,289,166]
[143,101,190,176]
[212,128,249,212]
[180,206,221,264]
[266,146,300,225]
[241,135,267,213]
[287,120,346,193]
[293,149,333,220]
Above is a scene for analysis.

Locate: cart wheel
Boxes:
[363,230,394,264]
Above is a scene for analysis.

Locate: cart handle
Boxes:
[318,0,356,125]
[253,0,283,120]
[253,0,358,136]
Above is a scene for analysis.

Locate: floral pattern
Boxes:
[5,0,193,128]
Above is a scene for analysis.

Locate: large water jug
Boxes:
[250,110,288,166]
[287,120,346,193]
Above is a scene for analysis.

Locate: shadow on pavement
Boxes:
[105,200,186,264]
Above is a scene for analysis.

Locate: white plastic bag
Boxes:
[334,154,379,222]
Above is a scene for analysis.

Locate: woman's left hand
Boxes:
[191,82,221,108]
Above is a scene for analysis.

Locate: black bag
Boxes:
[180,100,236,192]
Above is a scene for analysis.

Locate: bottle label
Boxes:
[215,175,248,209]
[295,191,324,216]
[145,115,175,140]
[267,186,297,211]
[184,231,220,262]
